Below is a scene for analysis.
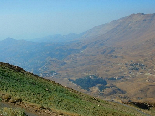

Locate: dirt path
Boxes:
[0,102,38,116]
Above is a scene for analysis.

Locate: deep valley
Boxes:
[1,13,155,115]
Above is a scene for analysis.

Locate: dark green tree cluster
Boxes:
[69,75,107,91]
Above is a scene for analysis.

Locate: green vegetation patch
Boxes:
[0,107,26,116]
[0,62,145,116]
[69,75,107,91]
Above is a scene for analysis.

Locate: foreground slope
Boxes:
[0,62,148,116]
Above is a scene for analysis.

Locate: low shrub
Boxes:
[0,107,26,116]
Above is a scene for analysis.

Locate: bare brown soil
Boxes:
[44,13,155,103]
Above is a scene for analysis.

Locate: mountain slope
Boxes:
[51,13,155,77]
[83,13,155,41]
[31,33,84,43]
[0,62,147,116]
[44,13,155,102]
[1,13,155,104]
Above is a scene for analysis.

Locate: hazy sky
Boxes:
[0,0,155,40]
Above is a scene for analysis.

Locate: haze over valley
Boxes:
[1,1,155,116]
[1,13,155,104]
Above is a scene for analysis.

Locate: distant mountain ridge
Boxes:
[0,37,84,75]
[81,13,155,44]
[31,33,84,43]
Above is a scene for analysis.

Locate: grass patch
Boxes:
[0,62,146,116]
[0,107,26,116]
